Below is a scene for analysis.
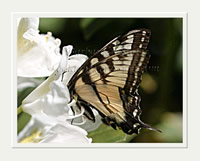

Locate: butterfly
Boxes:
[67,29,160,135]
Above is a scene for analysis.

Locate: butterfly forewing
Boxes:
[68,29,160,135]
[68,28,151,87]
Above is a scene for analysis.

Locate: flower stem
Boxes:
[17,105,23,115]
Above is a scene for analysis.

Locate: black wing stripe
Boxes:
[68,29,160,135]
[124,51,150,93]
[80,50,149,93]
[89,29,150,66]
[68,29,150,89]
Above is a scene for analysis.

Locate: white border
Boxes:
[12,12,187,148]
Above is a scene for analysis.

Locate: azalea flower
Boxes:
[18,45,101,143]
[17,18,102,143]
[18,112,92,143]
[17,17,61,77]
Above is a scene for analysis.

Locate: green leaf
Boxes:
[39,18,67,34]
[88,124,136,143]
[18,87,35,107]
[80,18,114,40]
[80,18,96,29]
[17,112,31,134]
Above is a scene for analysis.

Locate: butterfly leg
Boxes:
[80,102,96,122]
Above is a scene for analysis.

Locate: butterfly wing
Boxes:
[68,29,160,134]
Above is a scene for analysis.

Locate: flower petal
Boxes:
[22,78,71,120]
[17,18,39,56]
[21,70,57,105]
[17,18,61,77]
[40,124,92,143]
[18,44,94,143]
[56,45,72,80]
[62,54,88,84]
[18,115,92,143]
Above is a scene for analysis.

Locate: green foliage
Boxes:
[80,18,96,29]
[88,124,135,143]
[17,87,35,107]
[17,112,31,134]
[80,18,114,40]
[39,18,67,35]
[155,112,182,142]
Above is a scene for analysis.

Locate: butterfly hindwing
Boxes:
[68,29,160,134]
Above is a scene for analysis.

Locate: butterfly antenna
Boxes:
[140,121,162,133]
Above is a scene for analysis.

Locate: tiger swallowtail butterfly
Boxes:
[67,29,161,135]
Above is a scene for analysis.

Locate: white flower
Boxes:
[61,50,102,132]
[18,114,92,143]
[18,46,93,143]
[17,18,61,77]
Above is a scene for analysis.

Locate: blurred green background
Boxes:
[18,18,183,143]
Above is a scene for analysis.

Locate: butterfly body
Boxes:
[68,29,160,134]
